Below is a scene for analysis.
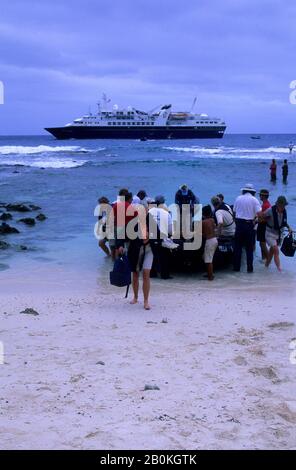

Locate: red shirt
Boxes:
[270,164,277,175]
[112,201,137,227]
[262,200,271,211]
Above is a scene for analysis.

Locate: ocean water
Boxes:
[1,133,296,288]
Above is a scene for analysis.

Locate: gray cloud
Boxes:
[0,0,295,133]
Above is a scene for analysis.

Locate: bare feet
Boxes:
[144,302,151,310]
[130,298,138,305]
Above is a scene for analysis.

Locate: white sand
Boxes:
[1,271,296,450]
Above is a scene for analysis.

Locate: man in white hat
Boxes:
[233,184,261,272]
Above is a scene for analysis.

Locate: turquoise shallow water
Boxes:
[0,133,296,283]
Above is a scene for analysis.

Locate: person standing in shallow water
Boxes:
[202,205,218,281]
[257,189,271,261]
[233,184,261,273]
[261,196,292,272]
[270,159,277,182]
[282,159,289,184]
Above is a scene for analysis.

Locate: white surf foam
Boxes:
[0,158,87,169]
[164,145,293,159]
[0,145,105,155]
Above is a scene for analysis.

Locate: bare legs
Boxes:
[260,241,269,260]
[205,263,214,281]
[143,269,151,310]
[99,239,111,256]
[130,269,151,309]
[265,245,282,271]
[130,272,139,304]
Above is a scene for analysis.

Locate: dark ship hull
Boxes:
[45,125,226,140]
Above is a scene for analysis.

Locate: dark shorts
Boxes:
[257,223,267,242]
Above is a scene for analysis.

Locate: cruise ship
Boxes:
[45,97,226,140]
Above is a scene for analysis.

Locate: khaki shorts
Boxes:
[139,245,154,271]
[265,233,279,248]
[203,237,218,263]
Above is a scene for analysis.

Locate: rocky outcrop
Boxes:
[36,213,47,221]
[5,203,31,212]
[0,212,12,221]
[0,223,20,234]
[18,218,36,226]
[0,240,10,249]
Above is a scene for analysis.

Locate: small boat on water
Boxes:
[45,95,226,140]
[250,135,261,140]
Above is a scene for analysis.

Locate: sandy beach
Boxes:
[1,268,296,450]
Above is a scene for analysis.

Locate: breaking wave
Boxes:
[0,145,105,155]
[0,157,87,169]
[164,145,294,159]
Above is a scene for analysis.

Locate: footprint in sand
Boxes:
[276,402,296,424]
[268,322,295,329]
[233,356,248,366]
[249,366,279,383]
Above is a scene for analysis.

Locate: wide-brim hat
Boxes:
[241,183,256,193]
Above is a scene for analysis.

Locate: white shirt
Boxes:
[216,207,235,236]
[233,193,261,220]
[148,207,172,237]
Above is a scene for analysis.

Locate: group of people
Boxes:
[96,184,293,309]
[270,159,289,183]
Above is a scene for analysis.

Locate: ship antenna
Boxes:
[190,97,197,113]
[102,93,111,110]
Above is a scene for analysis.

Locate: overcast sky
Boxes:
[0,0,295,134]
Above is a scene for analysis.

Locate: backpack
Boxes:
[281,233,296,257]
[110,255,131,297]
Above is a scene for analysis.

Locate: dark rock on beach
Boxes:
[29,204,42,211]
[20,308,39,316]
[0,241,10,250]
[0,213,12,221]
[0,223,20,234]
[18,218,36,226]
[5,203,31,212]
[36,213,47,221]
[144,384,160,391]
